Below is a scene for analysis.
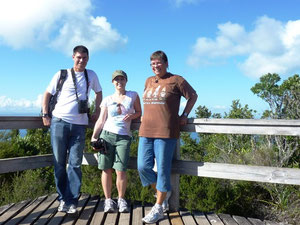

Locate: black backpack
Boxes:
[47,69,67,118]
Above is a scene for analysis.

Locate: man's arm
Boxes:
[42,90,52,126]
[91,91,102,122]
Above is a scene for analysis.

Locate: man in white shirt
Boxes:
[42,45,102,214]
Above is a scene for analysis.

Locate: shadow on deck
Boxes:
[0,193,281,225]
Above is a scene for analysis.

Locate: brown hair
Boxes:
[73,45,89,56]
[150,50,168,64]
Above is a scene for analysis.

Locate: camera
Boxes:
[78,100,89,114]
[90,138,108,154]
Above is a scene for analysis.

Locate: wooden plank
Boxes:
[131,202,143,225]
[81,153,98,166]
[61,193,90,225]
[46,200,67,225]
[33,196,59,225]
[118,200,131,225]
[104,211,118,225]
[74,195,99,225]
[168,212,183,225]
[0,203,14,217]
[0,155,53,174]
[18,195,56,224]
[0,200,31,224]
[179,210,197,225]
[2,154,300,186]
[90,200,105,225]
[2,116,300,136]
[190,118,300,126]
[193,211,211,225]
[264,220,281,225]
[0,117,44,130]
[232,215,252,225]
[5,196,46,225]
[159,212,171,225]
[45,211,66,225]
[247,217,264,225]
[218,213,238,225]
[193,124,300,136]
[172,160,300,186]
[182,118,300,136]
[81,154,139,170]
[206,213,224,225]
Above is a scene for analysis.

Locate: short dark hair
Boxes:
[73,45,89,56]
[150,50,168,64]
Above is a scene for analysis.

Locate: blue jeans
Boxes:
[137,137,176,192]
[50,117,86,206]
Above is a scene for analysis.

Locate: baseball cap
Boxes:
[112,70,127,81]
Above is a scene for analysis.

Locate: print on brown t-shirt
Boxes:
[139,73,196,139]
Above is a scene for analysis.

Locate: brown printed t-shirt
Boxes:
[139,72,196,139]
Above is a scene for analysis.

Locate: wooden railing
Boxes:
[0,116,300,211]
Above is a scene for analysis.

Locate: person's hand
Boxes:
[90,112,100,122]
[179,115,188,126]
[123,113,133,122]
[42,116,51,127]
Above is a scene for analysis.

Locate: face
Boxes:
[72,52,89,72]
[113,76,127,90]
[150,58,168,78]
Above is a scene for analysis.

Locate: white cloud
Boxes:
[0,0,127,55]
[169,0,202,7]
[212,105,227,110]
[187,16,300,78]
[0,95,42,111]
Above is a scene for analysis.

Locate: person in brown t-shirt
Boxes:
[138,50,198,224]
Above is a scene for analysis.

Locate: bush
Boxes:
[0,168,55,206]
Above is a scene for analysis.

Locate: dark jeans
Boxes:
[50,117,86,206]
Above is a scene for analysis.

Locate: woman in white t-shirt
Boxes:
[91,70,141,213]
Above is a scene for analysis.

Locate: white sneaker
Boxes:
[142,204,164,224]
[118,198,129,213]
[58,200,68,212]
[67,204,77,214]
[162,191,172,212]
[104,198,116,213]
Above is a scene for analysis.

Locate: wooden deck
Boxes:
[0,194,281,225]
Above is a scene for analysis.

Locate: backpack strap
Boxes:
[46,69,67,117]
[56,69,67,94]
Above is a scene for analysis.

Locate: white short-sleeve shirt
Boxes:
[47,69,102,125]
[102,91,137,136]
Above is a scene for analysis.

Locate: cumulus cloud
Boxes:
[0,95,43,112]
[187,16,300,78]
[0,0,127,55]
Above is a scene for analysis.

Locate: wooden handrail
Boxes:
[0,116,299,211]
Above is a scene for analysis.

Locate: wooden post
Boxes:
[169,139,180,212]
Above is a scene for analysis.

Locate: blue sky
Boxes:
[1,0,300,117]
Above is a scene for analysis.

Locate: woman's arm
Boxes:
[179,92,198,125]
[91,106,108,142]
